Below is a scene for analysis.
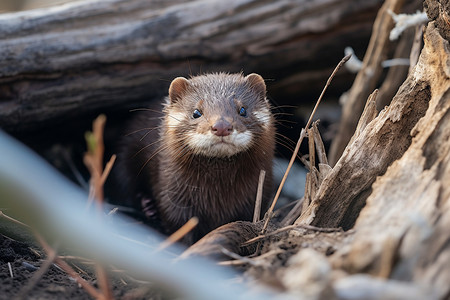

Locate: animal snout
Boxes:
[211,120,233,137]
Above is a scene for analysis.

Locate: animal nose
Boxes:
[212,120,233,137]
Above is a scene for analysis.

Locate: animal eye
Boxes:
[193,109,202,119]
[239,107,247,117]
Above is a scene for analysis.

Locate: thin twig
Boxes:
[97,266,113,300]
[261,54,351,234]
[33,232,102,299]
[83,115,114,300]
[61,148,89,190]
[156,217,199,251]
[101,154,117,186]
[218,247,259,267]
[15,243,59,300]
[0,210,30,228]
[253,170,266,223]
[280,197,305,226]
[219,249,284,267]
[8,262,13,278]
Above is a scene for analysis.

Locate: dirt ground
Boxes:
[0,234,165,300]
[1,234,88,299]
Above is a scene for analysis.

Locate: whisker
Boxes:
[132,138,164,158]
[271,104,298,110]
[137,144,169,176]
[167,113,183,123]
[275,138,297,154]
[276,132,297,146]
[274,122,297,131]
[140,127,161,141]
[274,119,298,125]
[130,108,165,114]
[125,126,161,136]
[273,112,296,118]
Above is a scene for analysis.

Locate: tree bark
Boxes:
[0,0,382,131]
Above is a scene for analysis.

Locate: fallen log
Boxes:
[0,0,382,131]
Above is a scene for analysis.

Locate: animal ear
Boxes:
[245,73,266,100]
[169,77,190,103]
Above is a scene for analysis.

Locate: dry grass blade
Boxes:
[281,197,305,226]
[219,249,284,267]
[0,210,29,228]
[97,266,113,300]
[156,217,199,251]
[101,154,117,186]
[253,170,266,223]
[218,246,259,267]
[8,262,13,278]
[261,53,351,234]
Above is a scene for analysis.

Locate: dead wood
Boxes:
[375,28,414,110]
[2,0,449,298]
[330,20,450,297]
[0,0,383,131]
[424,0,450,41]
[296,50,431,230]
[181,221,265,261]
[298,79,430,229]
[328,0,406,166]
[347,89,378,146]
[149,4,450,299]
[249,11,447,299]
[208,9,446,298]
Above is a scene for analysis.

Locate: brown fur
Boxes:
[116,73,275,244]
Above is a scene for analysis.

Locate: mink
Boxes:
[116,73,275,244]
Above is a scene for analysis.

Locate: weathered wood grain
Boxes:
[331,21,450,297]
[327,0,406,165]
[295,75,430,229]
[0,0,382,131]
